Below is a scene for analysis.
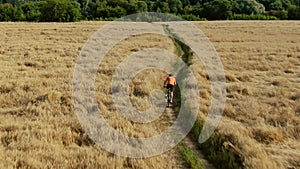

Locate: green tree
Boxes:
[203,0,233,20]
[126,0,147,13]
[267,9,288,19]
[168,0,182,13]
[145,0,155,11]
[21,1,43,21]
[136,1,147,12]
[269,0,283,10]
[111,6,126,18]
[153,1,170,13]
[181,0,190,7]
[236,0,265,14]
[288,4,300,19]
[126,3,138,14]
[257,0,273,11]
[257,0,293,11]
[161,2,170,13]
[40,0,81,22]
[95,0,109,19]
[85,0,97,20]
[106,0,127,8]
[0,3,24,21]
[68,1,81,21]
[281,0,292,9]
[95,2,126,20]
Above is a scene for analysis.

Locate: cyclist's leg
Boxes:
[165,85,169,101]
[168,84,174,103]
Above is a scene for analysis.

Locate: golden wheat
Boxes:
[0,22,185,169]
[194,21,300,169]
[0,21,299,169]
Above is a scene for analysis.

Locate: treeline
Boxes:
[0,0,299,21]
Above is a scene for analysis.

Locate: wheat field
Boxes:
[0,21,299,169]
[194,21,300,169]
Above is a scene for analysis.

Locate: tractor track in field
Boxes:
[164,103,215,169]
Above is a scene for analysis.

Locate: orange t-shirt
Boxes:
[166,77,176,86]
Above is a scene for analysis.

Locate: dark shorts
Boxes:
[166,84,174,92]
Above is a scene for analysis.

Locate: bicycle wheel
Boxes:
[167,89,171,107]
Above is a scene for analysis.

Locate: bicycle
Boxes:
[164,86,172,108]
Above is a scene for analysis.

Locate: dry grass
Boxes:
[95,33,177,138]
[193,21,300,169]
[0,21,299,169]
[0,22,185,168]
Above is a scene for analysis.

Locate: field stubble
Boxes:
[194,21,300,169]
[0,21,299,169]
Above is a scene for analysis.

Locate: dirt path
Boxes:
[163,106,215,169]
[161,23,216,169]
[183,136,216,169]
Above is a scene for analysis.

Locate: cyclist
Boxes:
[164,73,176,103]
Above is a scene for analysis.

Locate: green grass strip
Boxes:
[191,120,242,169]
[179,143,205,169]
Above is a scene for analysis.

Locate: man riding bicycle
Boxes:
[164,73,176,103]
